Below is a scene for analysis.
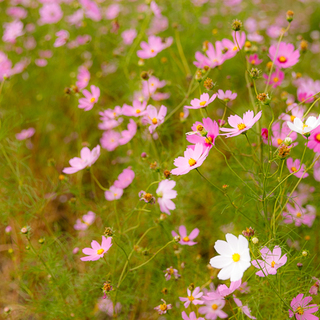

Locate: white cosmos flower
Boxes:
[287,116,320,135]
[210,233,251,282]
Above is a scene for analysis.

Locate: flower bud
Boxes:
[174,235,181,242]
[249,68,261,79]
[195,70,202,82]
[21,226,31,234]
[232,19,242,31]
[300,40,308,52]
[297,262,303,270]
[141,152,147,158]
[286,10,294,22]
[38,238,45,244]
[104,227,114,237]
[242,227,255,237]
[164,170,171,178]
[252,237,259,244]
[302,250,308,257]
[284,137,292,146]
[203,77,214,90]
[140,71,150,80]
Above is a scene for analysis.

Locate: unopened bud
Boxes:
[203,77,214,90]
[257,92,271,104]
[161,288,168,295]
[174,235,181,242]
[202,40,209,51]
[286,10,294,22]
[250,68,261,79]
[140,71,150,80]
[188,283,195,291]
[38,238,45,244]
[297,262,303,269]
[284,137,292,146]
[104,227,114,237]
[232,19,242,31]
[141,152,147,158]
[251,237,259,244]
[164,170,171,178]
[302,250,308,257]
[300,40,308,52]
[195,70,202,82]
[242,227,255,237]
[21,226,30,234]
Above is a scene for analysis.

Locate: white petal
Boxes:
[210,256,233,269]
[214,240,233,256]
[217,263,234,280]
[226,233,239,252]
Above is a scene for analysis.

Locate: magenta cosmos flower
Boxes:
[251,246,287,277]
[187,118,219,150]
[269,42,300,69]
[182,311,205,320]
[248,53,263,66]
[186,93,216,109]
[289,294,318,320]
[80,236,112,261]
[263,68,285,88]
[220,110,262,138]
[172,225,199,246]
[180,287,204,308]
[287,158,309,178]
[78,85,100,111]
[217,90,237,102]
[62,145,100,174]
[74,211,96,231]
[156,180,177,215]
[171,143,209,176]
[307,128,320,153]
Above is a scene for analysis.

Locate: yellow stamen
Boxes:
[188,296,195,301]
[199,101,207,106]
[97,249,104,255]
[271,261,276,268]
[233,46,238,51]
[188,158,197,166]
[136,109,141,114]
[232,253,240,262]
[316,133,320,142]
[212,304,218,310]
[277,138,283,145]
[278,56,287,63]
[183,236,190,242]
[273,77,279,83]
[159,304,167,311]
[296,212,302,217]
[196,124,204,131]
[180,112,184,118]
[290,115,296,122]
[168,268,174,274]
[151,83,154,86]
[205,136,213,144]
[251,59,256,65]
[152,118,158,124]
[151,49,155,53]
[291,166,297,172]
[90,97,96,103]
[296,307,304,315]
[237,123,246,130]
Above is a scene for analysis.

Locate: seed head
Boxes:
[203,77,214,90]
[232,19,242,31]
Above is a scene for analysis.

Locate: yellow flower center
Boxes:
[169,268,174,274]
[277,138,283,145]
[233,46,238,51]
[303,124,308,129]
[183,236,190,242]
[136,109,141,114]
[273,77,279,83]
[296,212,302,217]
[188,158,197,166]
[237,123,246,130]
[232,253,240,262]
[278,56,287,63]
[159,304,167,311]
[296,307,304,315]
[290,115,296,122]
[90,97,96,103]
[212,304,218,310]
[271,261,276,268]
[196,124,204,131]
[316,134,320,142]
[251,59,256,65]
[151,49,155,53]
[291,166,297,172]
[188,295,195,301]
[180,112,184,118]
[152,118,158,124]
[205,136,213,144]
[97,249,104,255]
[151,83,154,86]
[199,101,207,106]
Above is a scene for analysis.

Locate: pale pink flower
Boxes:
[78,85,100,111]
[39,3,63,24]
[263,68,284,88]
[118,119,137,145]
[283,203,316,227]
[6,7,28,20]
[114,168,135,189]
[217,90,237,102]
[16,127,35,140]
[154,299,172,315]
[287,158,309,178]
[279,104,305,124]
[137,35,173,59]
[182,311,205,320]
[54,30,69,47]
[232,31,246,52]
[98,297,121,316]
[122,100,147,117]
[35,59,47,67]
[163,266,180,281]
[105,186,123,201]
[179,287,204,308]
[198,297,228,320]
[266,121,297,148]
[309,277,320,295]
[74,211,96,230]
[220,110,262,138]
[156,180,177,215]
[171,143,209,176]
[233,295,256,319]
[62,145,100,174]
[66,9,84,27]
[80,236,112,261]
[100,130,121,151]
[216,279,242,297]
[3,20,24,43]
[269,42,300,69]
[105,4,121,20]
[186,93,216,109]
[289,294,318,320]
[172,225,199,246]
[121,29,137,45]
[80,0,101,21]
[76,66,90,90]
[251,246,287,277]
[146,105,167,134]
[150,1,162,17]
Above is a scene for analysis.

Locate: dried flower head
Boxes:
[203,77,214,90]
[232,19,242,31]
[163,170,171,178]
[278,145,291,159]
[104,227,114,237]
[242,227,255,237]
[250,68,261,79]
[300,40,308,52]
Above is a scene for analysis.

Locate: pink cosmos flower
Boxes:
[172,225,199,246]
[163,266,180,281]
[186,93,216,109]
[6,7,28,20]
[76,66,90,90]
[216,279,242,297]
[122,100,147,117]
[35,59,47,67]
[74,211,96,230]
[309,277,320,295]
[217,90,237,102]
[171,143,209,176]
[105,186,123,201]
[78,85,100,111]
[279,104,306,124]
[114,168,135,189]
[39,3,63,25]
[100,130,121,151]
[66,9,84,27]
[179,287,204,308]
[150,1,162,17]
[182,311,205,320]
[121,29,137,45]
[137,35,173,59]
[307,128,320,153]
[142,76,166,97]
[16,127,35,140]
[248,53,263,65]
[263,68,285,88]
[146,105,167,134]
[139,190,156,204]
[289,294,318,320]
[3,20,24,43]
[54,30,69,47]
[261,128,268,144]
[220,110,262,138]
[232,31,246,53]
[237,281,250,294]
[62,145,100,174]
[154,299,172,315]
[251,246,287,277]
[79,0,101,21]
[80,236,112,261]
[287,158,309,178]
[98,297,121,316]
[156,180,177,215]
[269,42,300,69]
[198,296,228,320]
[105,4,121,20]
[266,121,297,148]
[283,203,316,227]
[118,119,137,145]
[233,295,256,319]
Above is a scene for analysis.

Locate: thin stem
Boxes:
[175,29,191,76]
